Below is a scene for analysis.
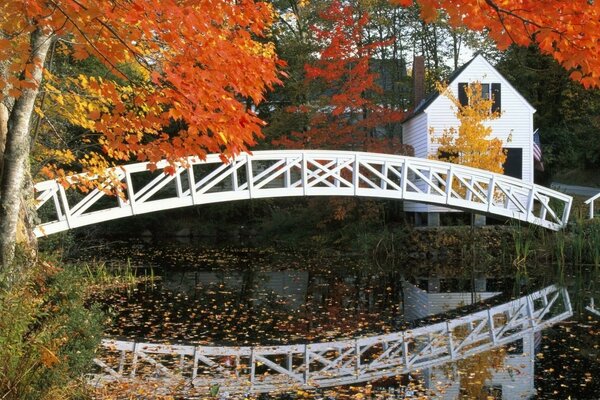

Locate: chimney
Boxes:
[413,56,425,108]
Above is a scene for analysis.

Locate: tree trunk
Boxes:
[0,28,53,269]
[0,103,7,178]
[0,49,12,181]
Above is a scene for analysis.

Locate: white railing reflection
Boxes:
[88,284,572,395]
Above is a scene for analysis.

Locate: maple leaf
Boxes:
[275,1,409,155]
[395,0,600,88]
[1,0,283,197]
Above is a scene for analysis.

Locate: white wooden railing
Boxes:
[587,298,600,317]
[88,284,572,396]
[585,193,600,219]
[34,151,573,235]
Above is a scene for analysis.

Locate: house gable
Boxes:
[405,54,535,122]
[402,53,536,214]
[436,54,536,114]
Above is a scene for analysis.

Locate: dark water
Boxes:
[82,239,599,399]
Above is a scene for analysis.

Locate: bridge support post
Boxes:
[414,212,440,227]
[427,212,440,227]
[473,214,486,227]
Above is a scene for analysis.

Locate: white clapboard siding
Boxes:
[425,332,536,400]
[403,54,535,214]
[402,281,430,321]
[402,113,456,213]
[402,281,501,322]
[403,113,429,158]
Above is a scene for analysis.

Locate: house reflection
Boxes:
[403,278,536,400]
[161,270,537,398]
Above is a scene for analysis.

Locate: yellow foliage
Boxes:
[40,345,60,368]
[456,347,506,399]
[430,81,507,174]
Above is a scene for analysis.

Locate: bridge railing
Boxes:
[587,298,600,317]
[88,284,572,395]
[585,192,600,219]
[34,151,573,236]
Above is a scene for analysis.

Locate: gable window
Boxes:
[458,82,501,113]
[502,148,522,179]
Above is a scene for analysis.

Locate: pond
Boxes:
[81,238,599,399]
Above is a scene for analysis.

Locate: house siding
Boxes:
[402,281,501,322]
[402,278,536,400]
[403,55,535,214]
[424,332,536,399]
[402,112,429,158]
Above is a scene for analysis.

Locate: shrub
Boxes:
[0,258,103,400]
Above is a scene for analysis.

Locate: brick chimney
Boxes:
[412,56,425,108]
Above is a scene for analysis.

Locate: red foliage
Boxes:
[391,0,600,89]
[1,0,283,170]
[274,1,412,156]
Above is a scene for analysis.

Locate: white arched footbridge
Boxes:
[34,150,572,236]
[89,285,571,395]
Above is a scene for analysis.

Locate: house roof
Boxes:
[411,56,477,117]
[403,53,535,123]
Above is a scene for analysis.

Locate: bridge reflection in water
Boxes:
[89,284,571,397]
[403,279,536,399]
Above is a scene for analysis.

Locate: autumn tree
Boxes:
[0,0,282,267]
[497,46,600,176]
[273,1,409,153]
[393,0,600,89]
[431,81,506,173]
[260,0,320,145]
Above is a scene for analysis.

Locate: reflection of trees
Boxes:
[434,323,507,399]
[456,348,506,399]
[278,270,404,339]
[97,246,407,345]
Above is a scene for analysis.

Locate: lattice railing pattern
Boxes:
[585,193,600,219]
[587,298,600,317]
[34,151,572,236]
[87,285,572,395]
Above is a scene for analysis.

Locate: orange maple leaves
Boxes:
[275,1,410,155]
[392,0,600,89]
[1,0,283,182]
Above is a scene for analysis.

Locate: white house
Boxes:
[402,54,536,226]
[401,278,501,322]
[402,279,537,399]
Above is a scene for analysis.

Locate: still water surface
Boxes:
[82,239,599,399]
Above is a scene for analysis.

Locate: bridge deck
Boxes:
[34,151,572,236]
[88,285,572,396]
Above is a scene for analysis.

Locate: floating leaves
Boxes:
[88,244,404,346]
[80,240,600,398]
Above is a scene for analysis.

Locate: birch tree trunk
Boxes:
[0,102,7,177]
[0,44,11,183]
[0,28,53,269]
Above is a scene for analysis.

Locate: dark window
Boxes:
[458,82,468,106]
[481,83,490,99]
[457,82,501,113]
[503,148,523,179]
[506,338,524,354]
[491,83,501,113]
